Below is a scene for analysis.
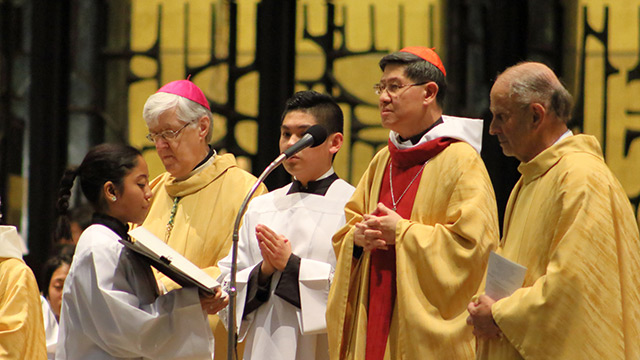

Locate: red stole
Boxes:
[365,137,455,360]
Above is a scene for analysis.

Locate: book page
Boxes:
[128,226,219,291]
[485,251,527,300]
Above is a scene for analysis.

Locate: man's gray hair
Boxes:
[506,65,573,124]
[143,92,214,142]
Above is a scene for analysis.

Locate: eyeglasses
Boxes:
[145,121,194,142]
[373,82,427,96]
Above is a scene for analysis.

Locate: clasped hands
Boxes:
[256,224,292,277]
[200,223,293,315]
[466,294,502,339]
[354,203,402,252]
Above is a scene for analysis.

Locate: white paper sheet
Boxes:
[485,251,527,300]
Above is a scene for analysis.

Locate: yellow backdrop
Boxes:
[568,0,640,218]
[128,0,443,185]
[127,0,640,222]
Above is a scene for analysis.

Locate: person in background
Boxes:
[467,61,640,359]
[218,90,355,359]
[56,143,227,359]
[140,79,267,358]
[40,250,73,359]
[0,224,47,359]
[54,201,91,246]
[69,204,92,243]
[326,47,499,359]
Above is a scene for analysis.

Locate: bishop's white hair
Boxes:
[143,92,214,142]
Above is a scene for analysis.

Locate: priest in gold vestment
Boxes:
[467,62,640,359]
[327,47,499,360]
[140,80,267,359]
[0,225,47,359]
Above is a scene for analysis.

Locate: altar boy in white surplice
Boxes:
[218,90,354,360]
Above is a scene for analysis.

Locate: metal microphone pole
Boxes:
[227,152,287,360]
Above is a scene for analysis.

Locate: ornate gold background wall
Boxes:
[568,0,640,218]
[128,0,260,180]
[294,0,443,182]
[125,0,640,222]
[127,0,443,185]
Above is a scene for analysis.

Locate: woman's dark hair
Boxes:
[55,144,141,243]
[41,251,73,298]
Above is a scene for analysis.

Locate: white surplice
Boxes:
[56,224,214,360]
[218,179,355,360]
[41,296,59,359]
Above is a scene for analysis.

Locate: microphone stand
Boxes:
[227,153,287,360]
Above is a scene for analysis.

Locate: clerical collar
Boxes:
[91,213,130,240]
[553,129,573,145]
[194,146,216,170]
[287,170,338,196]
[183,146,217,180]
[398,117,444,145]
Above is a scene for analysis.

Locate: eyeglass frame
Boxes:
[373,81,428,96]
[145,121,195,143]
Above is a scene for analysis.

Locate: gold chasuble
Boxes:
[0,226,46,359]
[478,135,640,359]
[142,153,267,358]
[327,142,499,360]
[0,259,47,359]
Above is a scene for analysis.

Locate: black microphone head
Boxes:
[305,125,328,147]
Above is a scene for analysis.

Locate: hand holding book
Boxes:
[200,288,229,315]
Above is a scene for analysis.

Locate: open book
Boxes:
[122,226,220,295]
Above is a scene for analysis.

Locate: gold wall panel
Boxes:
[128,0,259,180]
[568,0,640,218]
[295,0,444,184]
[127,0,444,185]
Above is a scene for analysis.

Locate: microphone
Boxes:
[282,124,328,158]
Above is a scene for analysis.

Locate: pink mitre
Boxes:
[156,78,211,110]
